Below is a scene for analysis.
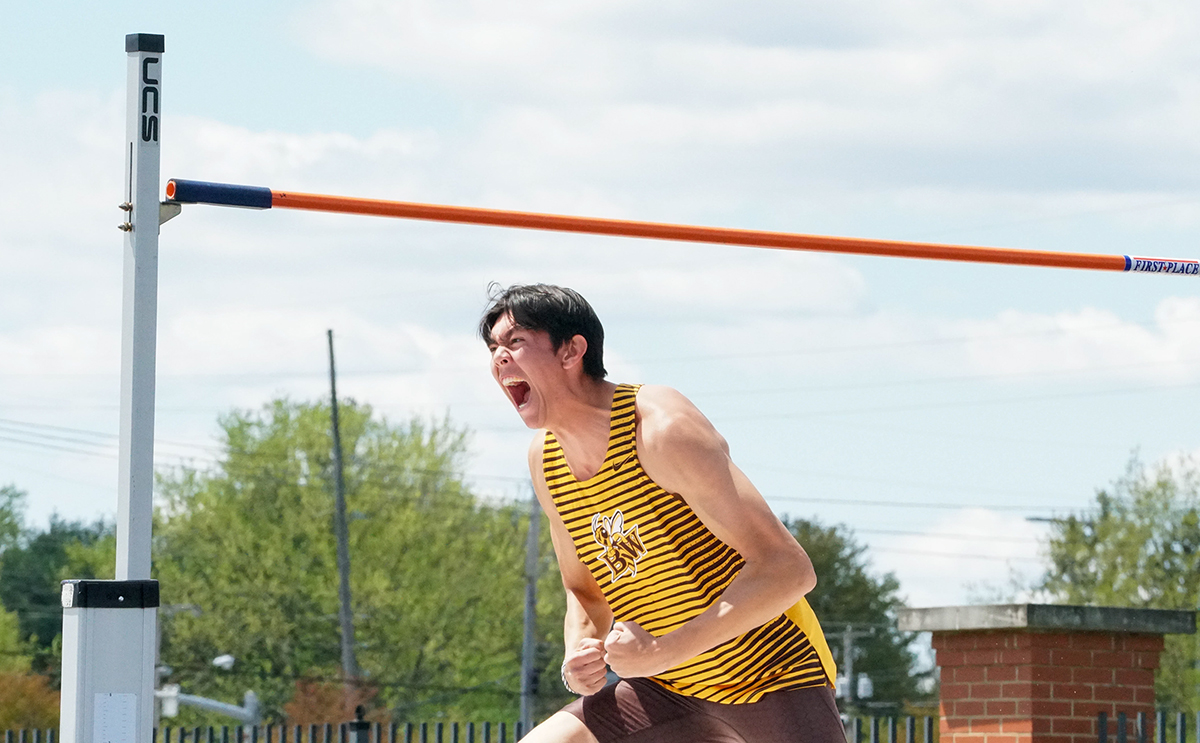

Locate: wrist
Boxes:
[560,660,576,695]
[653,628,690,672]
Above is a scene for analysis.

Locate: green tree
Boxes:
[0,486,23,554]
[0,482,67,724]
[1040,457,1199,711]
[0,601,53,730]
[153,398,566,726]
[0,487,31,674]
[785,516,926,710]
[0,482,110,675]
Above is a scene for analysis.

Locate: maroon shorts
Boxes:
[562,678,845,743]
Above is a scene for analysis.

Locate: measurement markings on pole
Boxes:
[94,693,137,743]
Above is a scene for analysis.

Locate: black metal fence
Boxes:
[846,716,938,743]
[1097,712,1200,743]
[1,723,526,743]
[18,713,1197,743]
[151,723,524,743]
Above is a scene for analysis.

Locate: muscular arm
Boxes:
[602,386,816,679]
[528,435,614,694]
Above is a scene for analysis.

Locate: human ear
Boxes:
[560,335,588,370]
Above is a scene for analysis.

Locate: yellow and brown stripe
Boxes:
[543,383,837,703]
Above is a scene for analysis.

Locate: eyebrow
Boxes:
[490,322,530,346]
[488,327,512,347]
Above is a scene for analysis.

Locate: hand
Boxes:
[563,637,609,695]
[603,621,673,679]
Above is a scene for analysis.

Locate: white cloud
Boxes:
[296,0,1200,192]
[872,508,1046,608]
[952,298,1200,383]
[166,116,438,196]
[0,325,118,376]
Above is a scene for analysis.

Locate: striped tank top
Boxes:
[542,383,837,703]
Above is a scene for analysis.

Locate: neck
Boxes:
[544,377,618,459]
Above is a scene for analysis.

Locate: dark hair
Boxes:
[479,283,607,381]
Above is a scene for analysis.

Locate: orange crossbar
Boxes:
[272,190,1140,272]
[166,179,1199,274]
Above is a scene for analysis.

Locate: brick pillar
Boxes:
[933,630,1161,743]
[898,605,1196,743]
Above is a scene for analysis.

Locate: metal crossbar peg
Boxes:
[159,200,182,224]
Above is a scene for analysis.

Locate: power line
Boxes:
[0,423,1065,561]
[2,314,1196,380]
[748,462,1070,501]
[0,426,532,487]
[0,433,115,459]
[868,546,1042,563]
[719,379,1200,422]
[852,526,1039,544]
[0,453,113,493]
[0,418,214,452]
[637,315,1200,365]
[0,422,1082,506]
[689,358,1200,400]
[770,494,1072,513]
[0,415,1117,507]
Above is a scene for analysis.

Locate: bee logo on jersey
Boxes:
[591,509,648,583]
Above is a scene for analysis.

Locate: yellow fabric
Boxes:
[784,598,838,690]
[543,383,836,703]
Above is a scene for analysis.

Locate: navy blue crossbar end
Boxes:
[166,179,273,209]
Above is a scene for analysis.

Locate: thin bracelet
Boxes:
[560,661,575,694]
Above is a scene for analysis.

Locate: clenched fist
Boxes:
[603,621,673,679]
[562,637,609,695]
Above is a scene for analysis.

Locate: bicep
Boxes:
[638,393,805,566]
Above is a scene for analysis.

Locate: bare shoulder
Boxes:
[635,385,729,457]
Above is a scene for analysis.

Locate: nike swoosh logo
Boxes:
[613,454,633,472]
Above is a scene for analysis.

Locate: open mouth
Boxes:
[503,377,532,409]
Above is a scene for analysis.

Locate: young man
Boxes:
[481,284,843,743]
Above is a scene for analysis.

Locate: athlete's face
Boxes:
[488,313,563,428]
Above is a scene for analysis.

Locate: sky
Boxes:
[1,1,1199,615]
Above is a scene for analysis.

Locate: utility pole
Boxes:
[519,486,541,736]
[837,624,874,709]
[328,330,361,698]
